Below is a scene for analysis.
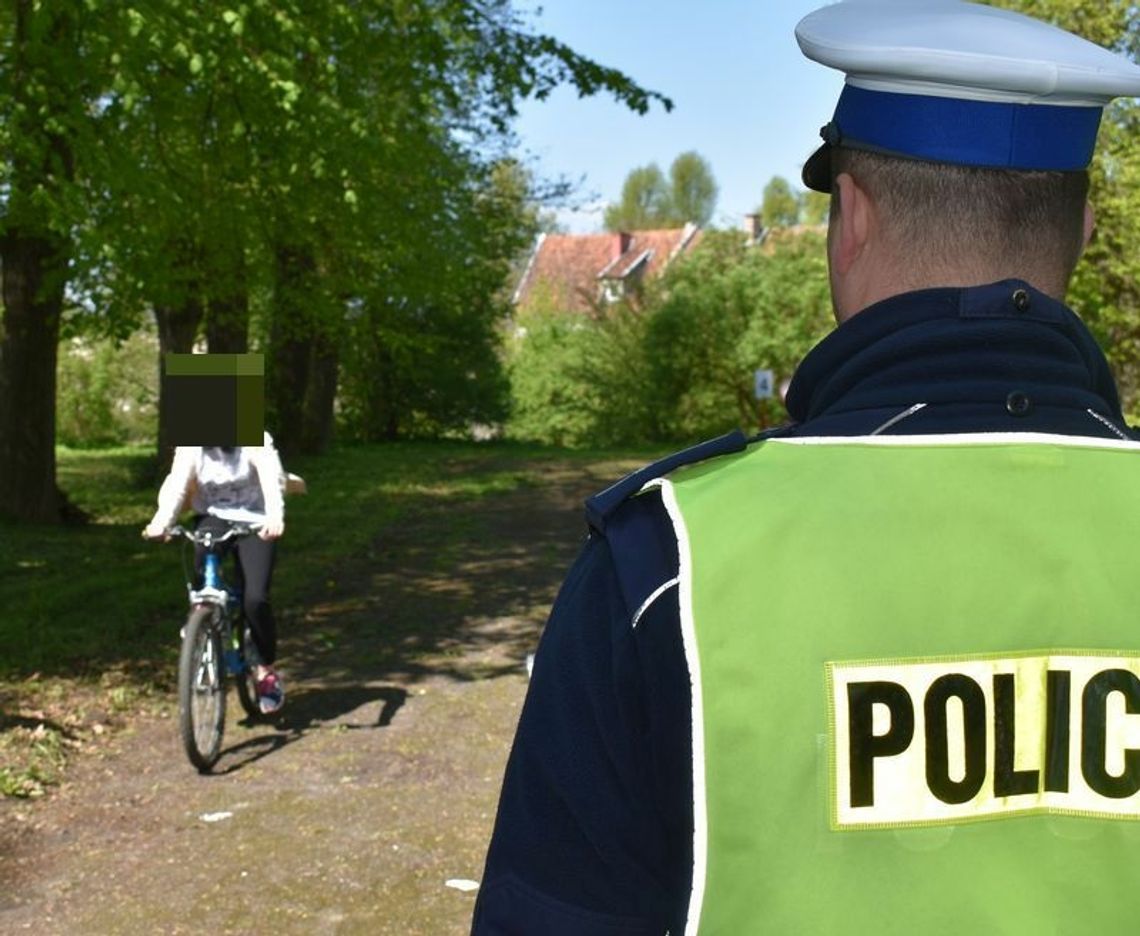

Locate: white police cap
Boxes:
[797,0,1140,192]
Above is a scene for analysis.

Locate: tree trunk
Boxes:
[300,334,339,455]
[267,244,316,457]
[205,292,249,354]
[365,337,400,442]
[0,231,67,522]
[0,0,78,523]
[205,244,249,353]
[268,330,309,458]
[154,296,205,471]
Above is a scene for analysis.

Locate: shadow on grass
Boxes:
[0,713,78,739]
[3,446,636,717]
[1,445,632,688]
[280,456,610,690]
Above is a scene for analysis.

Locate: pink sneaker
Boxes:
[256,671,284,714]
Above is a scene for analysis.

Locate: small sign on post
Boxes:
[754,368,775,400]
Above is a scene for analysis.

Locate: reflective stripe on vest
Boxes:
[651,433,1140,936]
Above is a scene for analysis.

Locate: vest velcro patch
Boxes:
[827,653,1140,829]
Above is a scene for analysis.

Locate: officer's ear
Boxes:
[1082,201,1095,253]
[831,172,873,276]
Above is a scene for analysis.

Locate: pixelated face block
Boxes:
[163,354,265,446]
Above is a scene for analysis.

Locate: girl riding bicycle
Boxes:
[144,433,288,714]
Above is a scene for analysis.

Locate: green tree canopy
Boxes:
[800,190,831,225]
[755,177,829,231]
[759,176,801,228]
[986,0,1140,416]
[604,150,718,230]
[0,0,672,520]
[646,229,833,437]
[603,163,672,231]
[507,229,834,446]
[669,150,719,226]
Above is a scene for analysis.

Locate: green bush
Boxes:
[57,329,158,448]
[647,228,833,439]
[338,299,511,442]
[506,230,834,447]
[505,315,599,447]
[505,305,662,448]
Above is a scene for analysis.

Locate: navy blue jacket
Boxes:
[472,281,1133,935]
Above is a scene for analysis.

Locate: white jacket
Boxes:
[148,432,286,530]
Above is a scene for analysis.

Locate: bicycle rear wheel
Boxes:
[235,622,261,719]
[178,605,227,772]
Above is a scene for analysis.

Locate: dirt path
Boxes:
[0,455,638,935]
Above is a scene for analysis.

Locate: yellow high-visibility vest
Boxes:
[654,434,1140,935]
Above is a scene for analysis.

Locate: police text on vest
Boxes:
[827,653,1140,829]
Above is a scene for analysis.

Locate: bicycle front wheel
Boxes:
[178,605,227,773]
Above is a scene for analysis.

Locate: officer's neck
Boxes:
[832,264,1068,324]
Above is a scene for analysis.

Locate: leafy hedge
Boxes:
[506,229,834,447]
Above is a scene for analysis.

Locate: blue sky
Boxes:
[511,0,844,232]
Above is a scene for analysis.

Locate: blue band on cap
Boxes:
[833,84,1102,171]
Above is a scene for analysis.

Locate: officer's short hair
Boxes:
[831,147,1089,293]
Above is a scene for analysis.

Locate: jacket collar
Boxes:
[785,280,1123,425]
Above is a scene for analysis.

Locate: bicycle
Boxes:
[165,521,263,773]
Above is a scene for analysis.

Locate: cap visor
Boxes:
[802,142,832,193]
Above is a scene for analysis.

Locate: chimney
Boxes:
[613,231,632,260]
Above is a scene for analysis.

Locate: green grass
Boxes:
[0,721,69,798]
[0,439,654,682]
[0,438,659,796]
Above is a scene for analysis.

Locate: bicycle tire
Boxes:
[178,604,227,772]
[235,622,261,719]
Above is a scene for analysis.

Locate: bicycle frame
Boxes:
[175,525,253,677]
[161,521,264,771]
[189,552,240,610]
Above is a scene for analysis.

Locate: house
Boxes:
[513,223,702,315]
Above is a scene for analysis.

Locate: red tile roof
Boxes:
[514,224,702,314]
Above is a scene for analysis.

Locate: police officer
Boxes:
[474,3,1140,933]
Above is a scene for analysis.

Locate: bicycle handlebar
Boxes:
[167,523,261,547]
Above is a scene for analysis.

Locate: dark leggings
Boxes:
[193,515,278,665]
